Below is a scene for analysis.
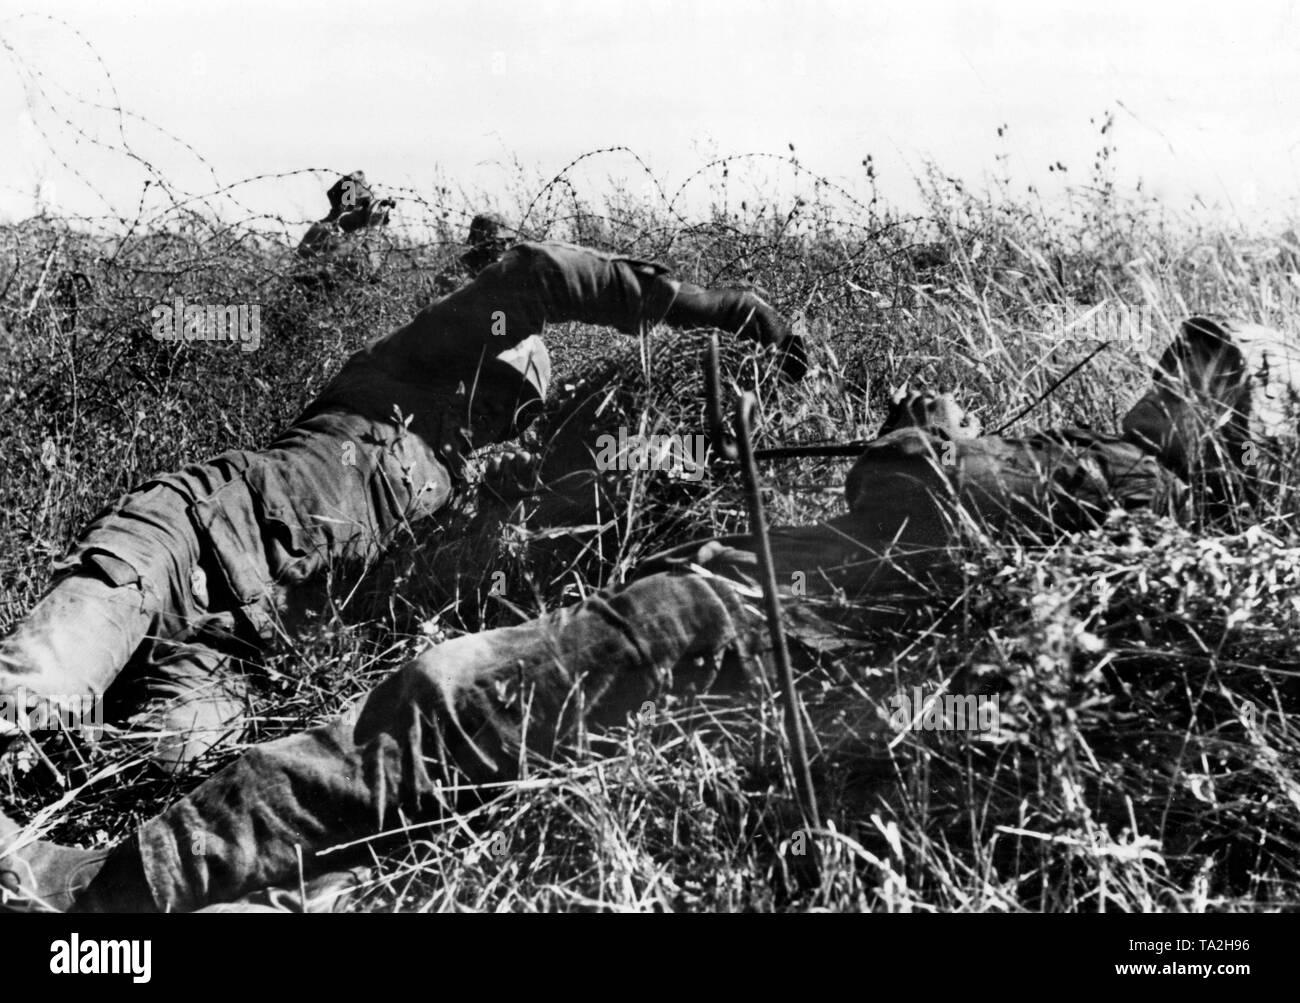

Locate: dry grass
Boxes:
[3,131,1300,911]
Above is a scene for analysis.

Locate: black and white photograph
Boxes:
[0,0,1291,971]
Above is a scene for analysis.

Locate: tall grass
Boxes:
[2,132,1299,910]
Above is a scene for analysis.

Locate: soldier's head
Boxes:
[462,213,512,274]
[879,387,981,440]
[325,171,393,232]
[1122,316,1252,500]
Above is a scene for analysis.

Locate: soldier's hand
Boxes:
[774,324,808,381]
[746,305,807,382]
[481,450,543,501]
[660,282,808,380]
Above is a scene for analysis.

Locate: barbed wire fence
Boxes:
[0,12,1012,601]
[0,12,949,322]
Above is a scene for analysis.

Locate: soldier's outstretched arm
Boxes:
[657,276,804,376]
[533,241,808,378]
[383,241,806,379]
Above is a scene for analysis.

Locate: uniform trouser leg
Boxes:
[1,470,251,766]
[0,574,249,769]
[121,642,251,772]
[128,571,762,911]
[101,510,961,911]
[0,475,202,726]
[0,572,155,741]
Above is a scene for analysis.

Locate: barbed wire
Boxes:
[0,14,926,258]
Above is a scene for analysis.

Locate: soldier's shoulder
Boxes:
[507,240,669,275]
[296,221,341,259]
[495,240,569,270]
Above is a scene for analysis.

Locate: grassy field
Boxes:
[3,138,1300,912]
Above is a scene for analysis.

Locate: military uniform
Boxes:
[426,213,512,301]
[11,310,1281,913]
[38,416,1188,909]
[1122,316,1300,514]
[294,172,395,289]
[0,315,1249,911]
[0,240,801,769]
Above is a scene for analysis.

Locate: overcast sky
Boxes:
[3,0,1299,232]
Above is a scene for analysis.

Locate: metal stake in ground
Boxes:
[704,336,821,834]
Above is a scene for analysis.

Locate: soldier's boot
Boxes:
[0,815,110,912]
[1121,316,1267,514]
[122,643,251,772]
[0,571,154,748]
[1121,317,1250,476]
[0,811,154,913]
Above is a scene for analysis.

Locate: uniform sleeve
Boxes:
[368,242,804,378]
[295,221,340,260]
[845,428,1187,539]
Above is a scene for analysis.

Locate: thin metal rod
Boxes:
[991,341,1111,436]
[734,392,822,832]
[753,440,871,460]
[706,335,820,831]
[704,334,737,461]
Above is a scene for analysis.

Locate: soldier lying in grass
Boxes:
[0,233,805,772]
[1,314,1291,912]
